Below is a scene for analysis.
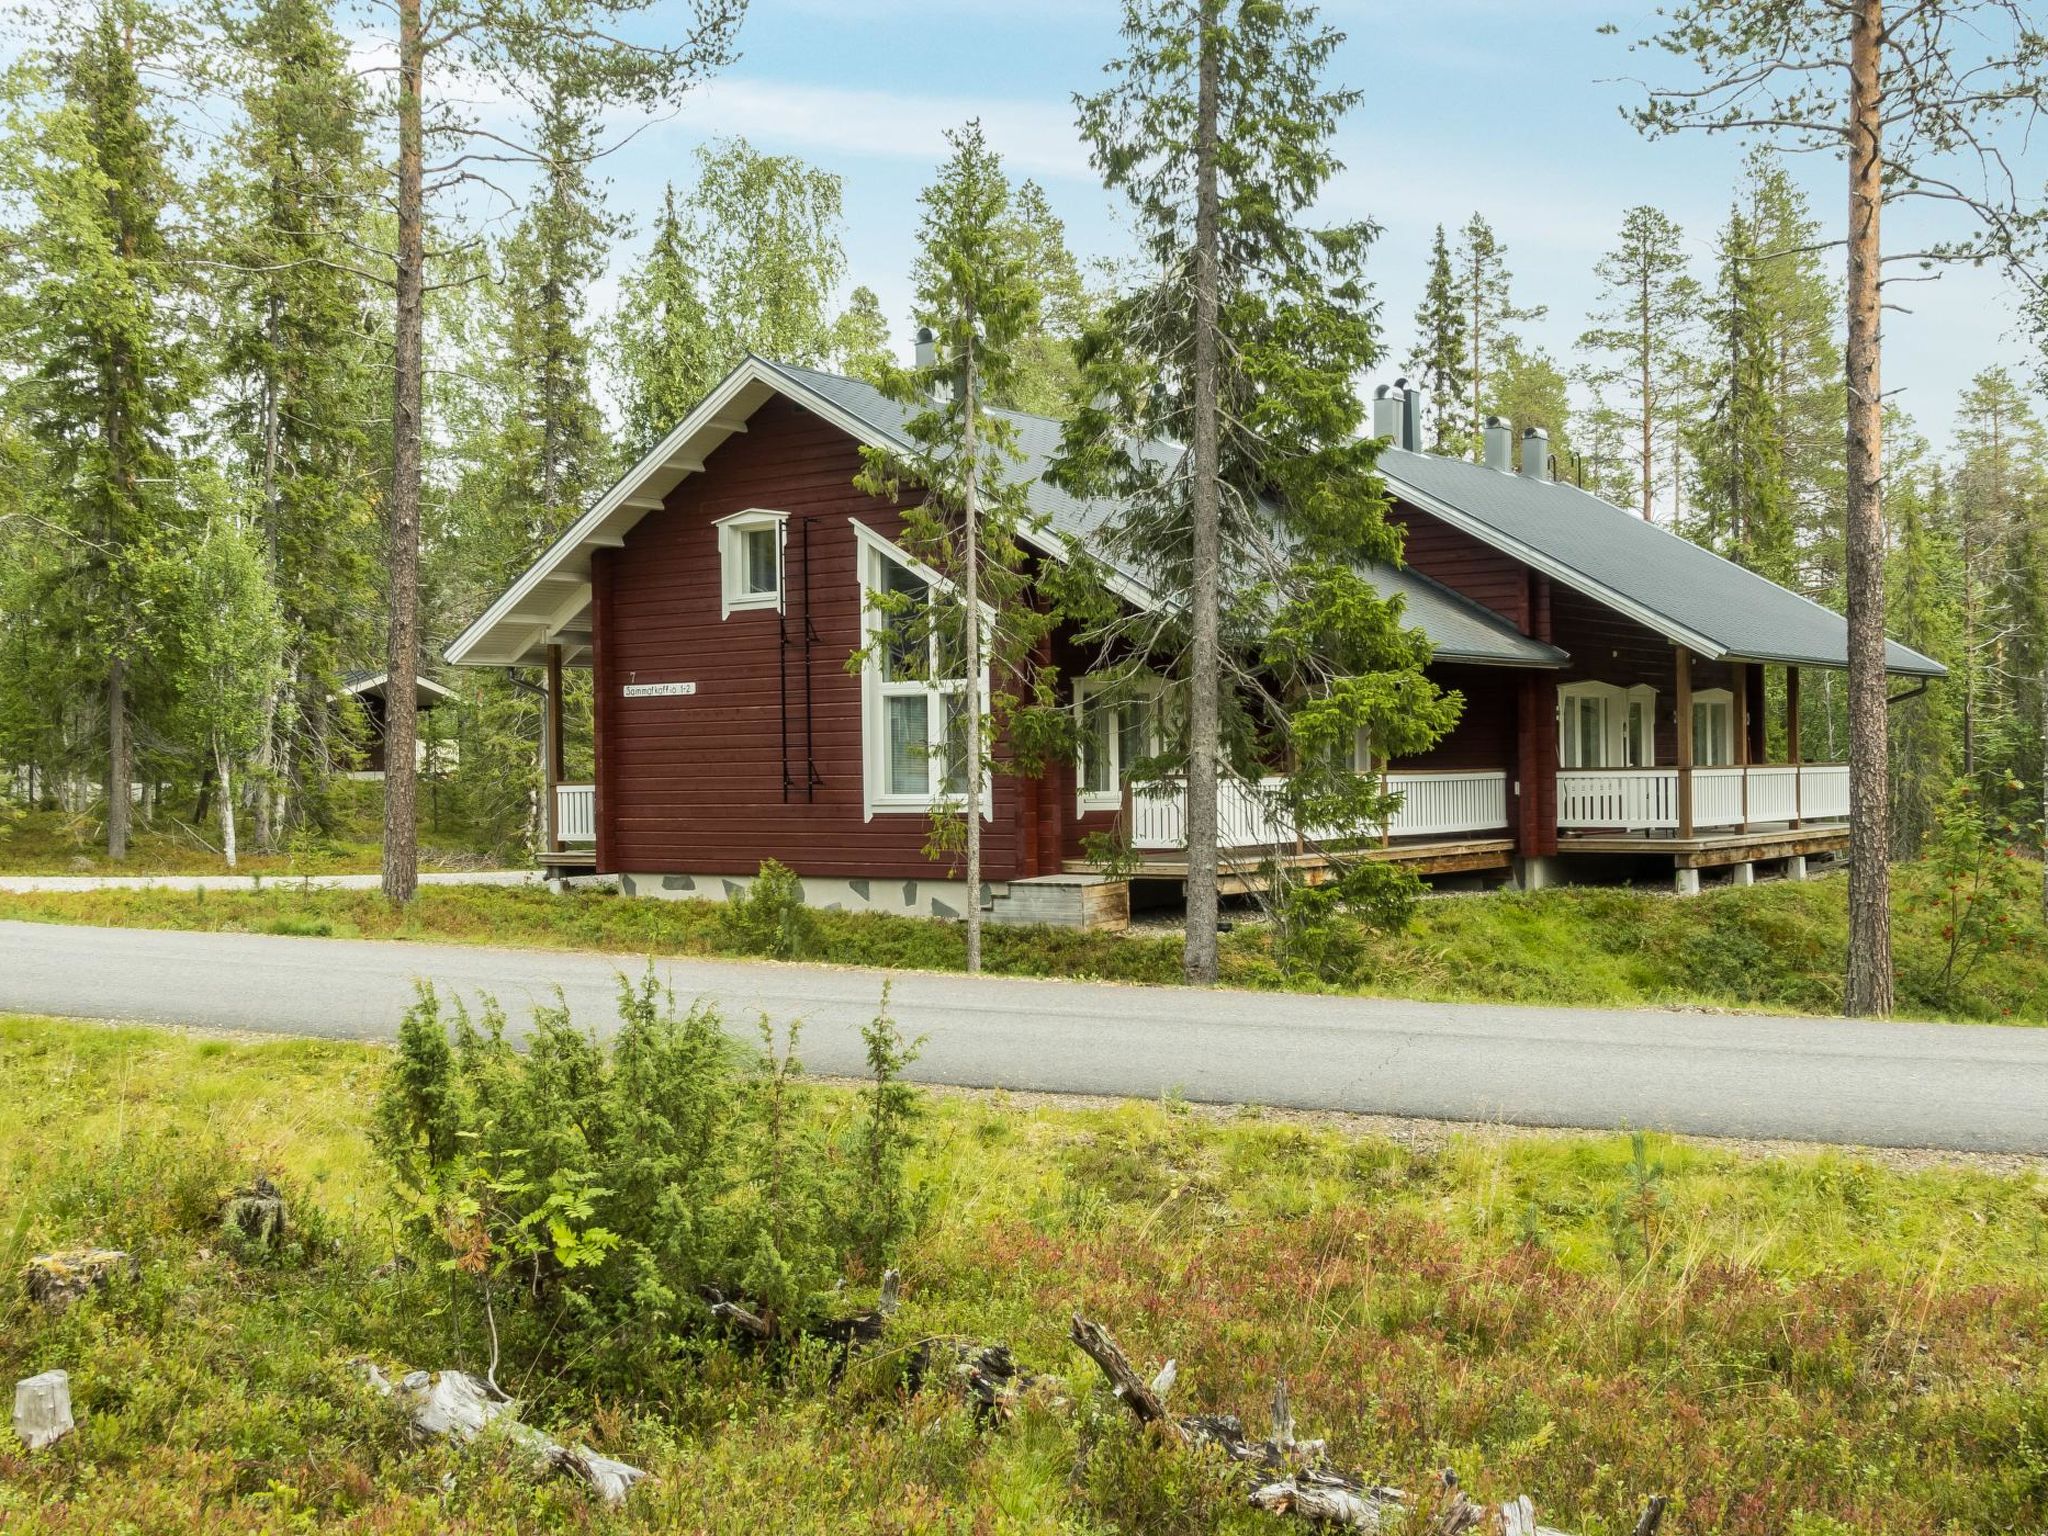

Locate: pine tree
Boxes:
[4,0,197,861]
[1407,224,1468,452]
[1457,213,1545,451]
[854,122,1053,974]
[1491,337,1573,471]
[1057,0,1457,983]
[1577,205,1701,523]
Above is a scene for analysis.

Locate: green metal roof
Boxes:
[1375,448,1947,678]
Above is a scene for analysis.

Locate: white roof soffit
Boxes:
[443,360,784,668]
[1376,465,1728,661]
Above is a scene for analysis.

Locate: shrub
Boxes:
[1917,777,2038,1003]
[718,858,820,959]
[1270,860,1421,985]
[371,968,919,1383]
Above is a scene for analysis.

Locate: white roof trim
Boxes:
[339,672,455,701]
[1377,466,1728,660]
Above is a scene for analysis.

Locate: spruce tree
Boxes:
[612,184,715,457]
[1408,224,1468,452]
[1057,0,1456,983]
[4,0,196,861]
[1456,213,1545,450]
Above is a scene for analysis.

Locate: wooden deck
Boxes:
[1559,823,1848,869]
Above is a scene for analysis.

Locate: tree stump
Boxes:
[24,1248,132,1311]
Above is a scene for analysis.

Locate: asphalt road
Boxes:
[3,918,2045,1154]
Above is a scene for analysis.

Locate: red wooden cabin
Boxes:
[446,358,1942,926]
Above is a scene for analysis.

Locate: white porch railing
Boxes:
[1557,763,1849,833]
[1128,770,1509,853]
[554,783,596,844]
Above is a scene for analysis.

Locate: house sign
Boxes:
[622,681,697,698]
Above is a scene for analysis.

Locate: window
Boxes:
[1076,677,1163,809]
[1691,689,1734,766]
[857,522,985,816]
[716,510,786,618]
[1558,682,1658,769]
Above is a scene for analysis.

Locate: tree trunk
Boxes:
[1843,0,1893,1016]
[1640,265,1653,522]
[962,326,984,975]
[1182,1,1223,985]
[255,291,284,853]
[106,653,130,861]
[2039,665,2047,922]
[216,744,238,871]
[381,0,425,907]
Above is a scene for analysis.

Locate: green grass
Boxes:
[0,788,511,877]
[0,859,2042,1024]
[2,1013,2046,1534]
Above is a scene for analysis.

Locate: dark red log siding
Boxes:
[596,397,1027,881]
[1388,664,1516,773]
[1388,504,1530,630]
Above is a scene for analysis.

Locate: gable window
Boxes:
[857,521,987,817]
[1558,682,1658,769]
[716,509,786,618]
[1691,689,1734,766]
[1076,677,1163,810]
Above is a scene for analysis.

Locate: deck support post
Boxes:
[1673,866,1701,897]
[1786,666,1803,828]
[1674,646,1695,839]
[1733,660,1750,831]
[545,642,565,853]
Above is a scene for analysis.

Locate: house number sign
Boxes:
[622,681,696,698]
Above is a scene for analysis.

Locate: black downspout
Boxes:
[802,514,820,799]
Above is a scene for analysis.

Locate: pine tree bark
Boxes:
[962,323,984,975]
[1639,266,1653,521]
[1843,0,1894,1016]
[1182,0,1223,985]
[381,0,424,906]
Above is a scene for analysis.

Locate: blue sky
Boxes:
[579,0,2032,449]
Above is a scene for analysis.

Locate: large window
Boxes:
[1691,689,1734,766]
[858,523,984,816]
[715,509,786,618]
[1075,677,1162,810]
[1558,682,1658,769]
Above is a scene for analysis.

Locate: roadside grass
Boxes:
[2,1013,2046,1534]
[0,858,2042,1024]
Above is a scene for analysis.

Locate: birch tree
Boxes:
[177,514,284,869]
[1620,0,2048,1016]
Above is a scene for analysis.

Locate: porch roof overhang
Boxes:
[1376,449,1948,680]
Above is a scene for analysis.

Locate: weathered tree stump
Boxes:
[24,1248,133,1311]
[13,1370,74,1450]
[221,1176,288,1249]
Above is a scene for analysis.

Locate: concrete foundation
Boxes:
[616,869,1128,929]
[1728,861,1755,887]
[1786,854,1808,881]
[1673,867,1702,897]
[1515,856,1562,892]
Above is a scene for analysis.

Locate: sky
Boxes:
[487,0,2036,451]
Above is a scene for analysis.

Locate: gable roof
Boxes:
[337,669,455,706]
[445,354,1561,672]
[1375,448,1946,678]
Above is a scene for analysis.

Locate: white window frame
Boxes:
[715,508,787,619]
[1558,681,1658,769]
[1074,674,1165,814]
[852,519,991,821]
[1690,688,1734,767]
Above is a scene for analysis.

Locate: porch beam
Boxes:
[1787,666,1803,827]
[545,643,565,852]
[1674,645,1695,839]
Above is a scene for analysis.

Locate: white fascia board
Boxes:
[1378,468,1728,661]
[445,359,779,667]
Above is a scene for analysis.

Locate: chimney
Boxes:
[1520,425,1552,482]
[1371,383,1402,443]
[913,325,939,371]
[1399,377,1423,453]
[1483,415,1513,473]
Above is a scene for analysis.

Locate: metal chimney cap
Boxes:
[1374,382,1396,399]
[914,325,936,344]
[1521,425,1549,439]
[1393,376,1411,391]
[1485,414,1507,429]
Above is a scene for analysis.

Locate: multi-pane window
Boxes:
[1076,681,1159,805]
[716,510,785,617]
[1558,682,1658,768]
[1692,694,1734,766]
[864,537,977,810]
